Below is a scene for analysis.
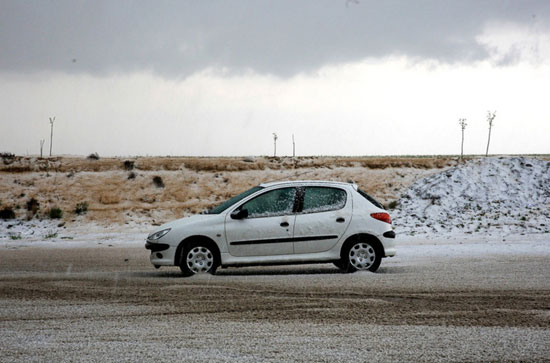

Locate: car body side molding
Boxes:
[230,235,339,246]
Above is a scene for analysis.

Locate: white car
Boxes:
[146,180,396,276]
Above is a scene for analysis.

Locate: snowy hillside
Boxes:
[393,157,550,236]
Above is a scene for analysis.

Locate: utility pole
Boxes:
[292,134,295,158]
[272,133,278,157]
[485,111,496,157]
[49,117,55,157]
[40,139,45,158]
[458,118,467,161]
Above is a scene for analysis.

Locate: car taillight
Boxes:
[370,212,392,224]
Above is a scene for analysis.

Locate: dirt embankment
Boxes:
[0,155,454,225]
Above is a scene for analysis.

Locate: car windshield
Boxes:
[204,186,264,214]
[357,188,385,209]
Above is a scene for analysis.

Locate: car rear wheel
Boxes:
[179,243,218,277]
[340,240,381,273]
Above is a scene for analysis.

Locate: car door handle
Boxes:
[336,217,345,223]
[280,222,289,227]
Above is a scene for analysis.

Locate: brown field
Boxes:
[1,154,546,225]
[0,155,457,225]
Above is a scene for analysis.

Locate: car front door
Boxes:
[293,186,352,254]
[225,187,297,257]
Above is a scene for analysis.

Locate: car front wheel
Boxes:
[340,240,381,273]
[179,243,218,277]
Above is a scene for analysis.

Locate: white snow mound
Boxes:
[393,157,550,236]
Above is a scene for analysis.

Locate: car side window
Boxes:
[240,187,297,218]
[301,187,347,214]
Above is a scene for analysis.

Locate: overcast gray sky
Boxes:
[1,0,549,156]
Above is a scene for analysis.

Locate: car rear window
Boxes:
[301,187,347,213]
[357,189,384,209]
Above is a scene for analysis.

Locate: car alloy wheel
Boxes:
[186,246,214,274]
[348,242,376,270]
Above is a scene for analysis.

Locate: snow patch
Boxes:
[393,157,550,236]
[0,219,148,248]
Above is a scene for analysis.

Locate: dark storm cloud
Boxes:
[1,0,548,77]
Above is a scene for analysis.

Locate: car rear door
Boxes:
[225,187,298,257]
[292,186,352,254]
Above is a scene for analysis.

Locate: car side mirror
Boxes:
[230,208,248,220]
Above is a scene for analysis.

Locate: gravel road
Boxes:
[1,237,549,362]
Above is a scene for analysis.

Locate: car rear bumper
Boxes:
[379,232,397,257]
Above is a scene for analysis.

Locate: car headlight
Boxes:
[148,228,171,241]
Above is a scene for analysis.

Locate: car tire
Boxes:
[340,240,381,273]
[179,243,218,277]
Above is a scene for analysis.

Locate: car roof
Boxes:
[259,180,358,190]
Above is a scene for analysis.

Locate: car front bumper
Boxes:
[146,240,178,266]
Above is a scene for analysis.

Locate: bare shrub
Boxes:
[0,207,16,220]
[123,160,135,170]
[26,198,40,215]
[0,152,15,158]
[387,200,398,209]
[1,152,16,165]
[153,176,165,188]
[75,201,89,215]
[48,207,63,219]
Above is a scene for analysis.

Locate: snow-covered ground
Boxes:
[0,219,148,249]
[393,156,550,236]
[1,232,549,362]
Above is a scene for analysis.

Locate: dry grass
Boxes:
[3,154,543,225]
[2,154,548,174]
[1,155,459,173]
